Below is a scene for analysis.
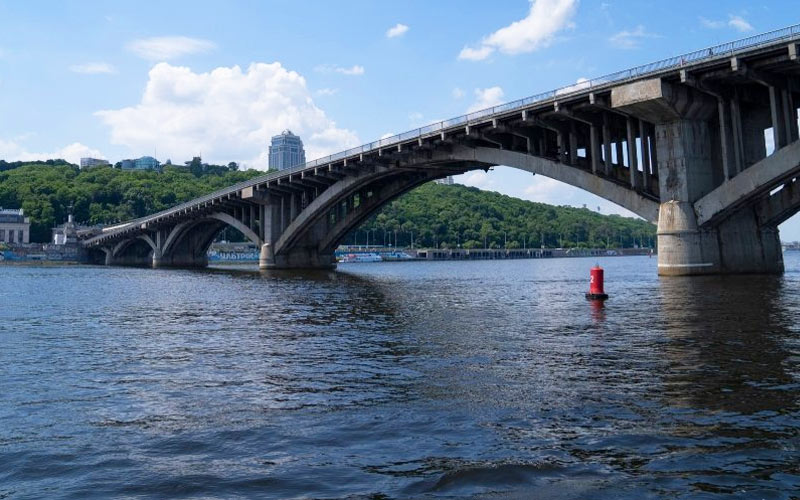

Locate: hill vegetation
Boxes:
[359,183,655,249]
[0,162,655,248]
[0,162,257,242]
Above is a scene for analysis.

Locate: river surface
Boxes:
[1,254,799,499]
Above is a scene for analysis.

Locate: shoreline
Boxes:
[1,250,656,268]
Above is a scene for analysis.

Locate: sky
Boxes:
[2,0,799,237]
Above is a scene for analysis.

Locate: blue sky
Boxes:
[2,0,799,237]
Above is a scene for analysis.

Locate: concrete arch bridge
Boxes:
[83,25,800,275]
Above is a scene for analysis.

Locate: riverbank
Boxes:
[0,240,654,266]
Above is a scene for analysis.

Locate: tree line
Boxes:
[354,183,656,250]
[0,162,262,242]
[0,162,655,248]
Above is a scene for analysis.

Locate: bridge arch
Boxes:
[108,235,158,266]
[159,211,264,268]
[448,147,660,222]
[268,146,660,268]
[317,173,438,254]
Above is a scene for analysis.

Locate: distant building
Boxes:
[80,157,109,168]
[269,130,306,170]
[435,176,454,185]
[134,156,160,171]
[0,208,30,244]
[120,156,161,172]
[52,214,79,245]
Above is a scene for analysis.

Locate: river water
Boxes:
[1,254,798,499]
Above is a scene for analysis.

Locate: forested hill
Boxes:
[0,162,655,248]
[0,162,258,242]
[360,183,655,249]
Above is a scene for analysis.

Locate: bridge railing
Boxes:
[99,23,800,237]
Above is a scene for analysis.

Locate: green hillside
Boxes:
[358,183,654,249]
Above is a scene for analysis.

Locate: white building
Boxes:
[434,176,454,185]
[52,214,79,245]
[0,208,30,244]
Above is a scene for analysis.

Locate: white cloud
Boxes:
[380,132,395,140]
[728,15,753,32]
[315,64,365,76]
[522,175,635,216]
[609,25,659,49]
[70,62,117,74]
[315,87,339,96]
[458,0,578,61]
[126,36,216,61]
[700,14,754,32]
[408,111,423,121]
[95,62,360,168]
[0,138,104,165]
[337,65,364,76]
[699,17,725,29]
[458,45,495,61]
[386,23,409,38]
[452,87,465,99]
[555,77,590,96]
[468,86,504,113]
[458,170,497,190]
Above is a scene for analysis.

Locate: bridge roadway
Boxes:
[84,25,800,275]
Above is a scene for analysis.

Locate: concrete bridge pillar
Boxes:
[259,199,281,270]
[151,230,164,268]
[151,248,162,268]
[259,242,274,269]
[613,78,782,275]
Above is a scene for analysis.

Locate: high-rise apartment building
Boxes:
[269,130,306,170]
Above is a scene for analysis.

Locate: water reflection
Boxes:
[658,275,798,414]
[589,299,606,323]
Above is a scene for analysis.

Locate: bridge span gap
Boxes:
[83,26,800,275]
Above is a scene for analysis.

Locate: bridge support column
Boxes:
[151,230,164,268]
[151,248,162,268]
[654,119,783,275]
[613,78,783,275]
[259,242,274,269]
[259,199,280,270]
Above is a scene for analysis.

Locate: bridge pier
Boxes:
[259,243,274,270]
[151,248,162,268]
[614,79,784,275]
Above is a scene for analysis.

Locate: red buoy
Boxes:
[585,265,609,300]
